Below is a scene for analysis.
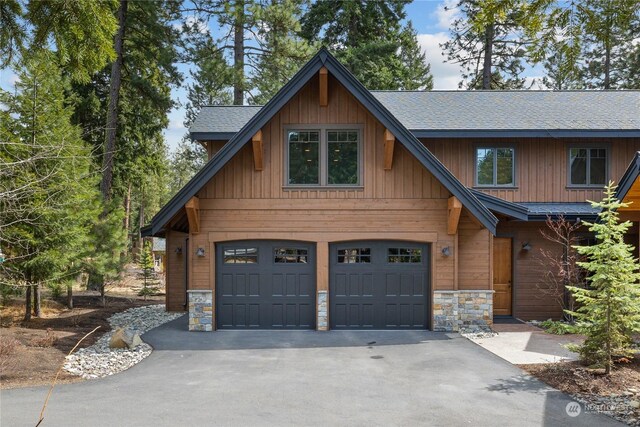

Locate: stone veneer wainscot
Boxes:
[188,290,213,331]
[433,290,494,332]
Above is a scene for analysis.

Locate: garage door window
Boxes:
[274,248,308,263]
[223,248,258,264]
[337,248,371,263]
[387,248,422,263]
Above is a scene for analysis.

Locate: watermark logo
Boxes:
[566,401,582,417]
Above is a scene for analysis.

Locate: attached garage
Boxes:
[330,241,430,330]
[216,241,316,329]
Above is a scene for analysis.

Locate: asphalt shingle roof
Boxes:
[190,105,262,135]
[189,91,640,137]
[371,91,640,131]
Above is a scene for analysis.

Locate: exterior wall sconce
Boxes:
[441,246,451,257]
[196,247,206,257]
[175,246,182,255]
[522,242,532,252]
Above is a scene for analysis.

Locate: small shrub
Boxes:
[0,337,21,374]
[541,319,578,335]
[138,286,159,298]
[47,282,64,299]
[33,328,58,347]
[0,283,22,306]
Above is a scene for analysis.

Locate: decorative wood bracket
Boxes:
[319,67,328,107]
[252,130,263,171]
[447,196,462,235]
[384,129,395,170]
[185,196,200,234]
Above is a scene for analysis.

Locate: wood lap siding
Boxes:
[457,212,492,290]
[422,138,640,203]
[166,230,188,312]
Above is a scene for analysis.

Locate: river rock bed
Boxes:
[64,305,183,379]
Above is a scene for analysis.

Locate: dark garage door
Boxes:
[330,241,430,329]
[216,241,316,329]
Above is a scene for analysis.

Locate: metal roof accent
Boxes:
[146,48,498,236]
[470,190,529,221]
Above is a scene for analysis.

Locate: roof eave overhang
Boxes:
[615,151,640,202]
[470,190,529,221]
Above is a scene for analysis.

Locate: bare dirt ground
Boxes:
[0,264,165,389]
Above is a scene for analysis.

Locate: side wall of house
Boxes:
[165,230,188,312]
[422,138,640,203]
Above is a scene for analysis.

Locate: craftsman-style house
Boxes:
[143,49,640,332]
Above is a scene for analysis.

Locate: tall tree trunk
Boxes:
[101,0,128,201]
[233,0,245,105]
[482,24,494,90]
[138,200,144,261]
[66,283,73,309]
[33,283,41,317]
[604,43,611,89]
[124,182,131,231]
[24,285,32,321]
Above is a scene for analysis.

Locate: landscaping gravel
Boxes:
[64,305,183,379]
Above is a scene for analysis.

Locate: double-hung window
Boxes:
[287,128,361,186]
[475,147,515,187]
[569,148,607,187]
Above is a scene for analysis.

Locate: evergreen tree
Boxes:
[443,0,545,90]
[169,138,208,196]
[139,241,155,300]
[301,0,432,90]
[0,0,118,81]
[251,0,316,104]
[567,183,640,374]
[0,51,101,318]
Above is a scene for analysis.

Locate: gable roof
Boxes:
[616,151,640,203]
[190,90,640,140]
[145,49,498,236]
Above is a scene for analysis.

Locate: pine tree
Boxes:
[139,241,155,300]
[0,51,101,318]
[567,182,640,374]
[251,0,316,104]
[443,0,544,90]
[301,0,433,90]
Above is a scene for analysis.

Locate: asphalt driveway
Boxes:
[1,316,621,427]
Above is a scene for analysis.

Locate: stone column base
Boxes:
[317,290,328,331]
[188,290,213,331]
[433,290,494,332]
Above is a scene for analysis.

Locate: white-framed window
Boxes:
[475,147,515,187]
[569,147,607,187]
[286,127,361,187]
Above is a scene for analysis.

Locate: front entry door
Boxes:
[493,237,512,316]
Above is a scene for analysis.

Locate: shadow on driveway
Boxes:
[143,315,452,351]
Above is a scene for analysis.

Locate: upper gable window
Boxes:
[287,128,360,186]
[475,147,514,187]
[569,148,607,187]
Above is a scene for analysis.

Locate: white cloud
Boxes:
[417,32,463,90]
[175,15,209,34]
[433,0,460,30]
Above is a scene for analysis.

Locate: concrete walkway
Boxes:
[468,322,582,364]
[1,317,619,427]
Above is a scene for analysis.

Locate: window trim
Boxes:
[473,145,516,188]
[567,143,610,188]
[284,124,364,188]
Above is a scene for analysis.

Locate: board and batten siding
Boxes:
[422,138,640,203]
[178,74,492,305]
[165,230,188,312]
